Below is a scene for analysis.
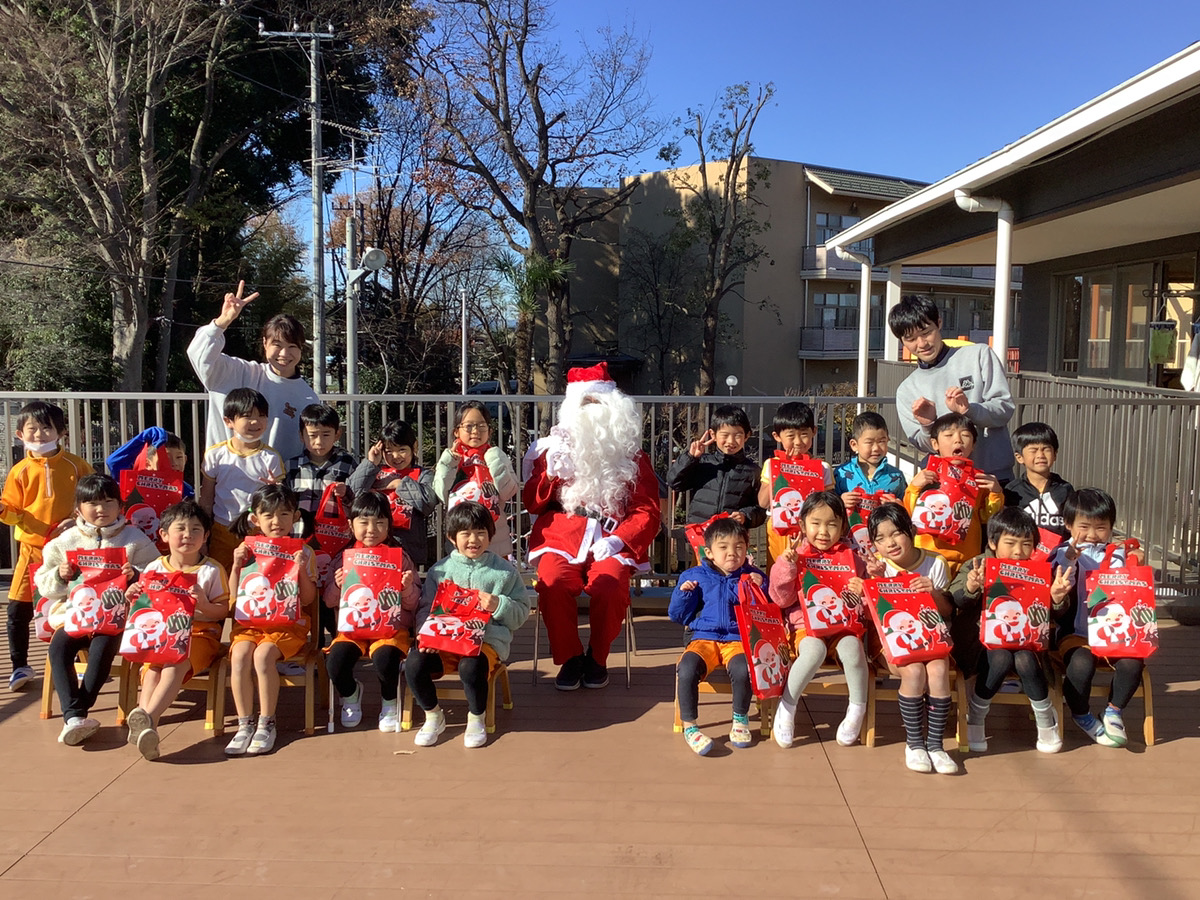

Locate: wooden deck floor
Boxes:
[1,601,1198,899]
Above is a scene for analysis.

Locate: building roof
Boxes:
[803,165,926,201]
[826,41,1200,265]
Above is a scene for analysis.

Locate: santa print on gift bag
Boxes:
[234,536,306,627]
[1085,541,1158,659]
[309,483,351,589]
[337,546,408,641]
[911,456,979,545]
[733,575,790,700]
[63,547,130,638]
[119,569,197,665]
[683,512,732,564]
[847,489,889,554]
[32,571,55,642]
[798,547,866,639]
[417,581,492,656]
[768,453,826,536]
[119,445,184,550]
[980,558,1052,651]
[1030,528,1064,564]
[447,444,501,523]
[864,574,952,667]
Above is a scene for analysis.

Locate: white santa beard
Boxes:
[557,394,641,515]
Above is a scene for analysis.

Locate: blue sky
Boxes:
[546,0,1200,184]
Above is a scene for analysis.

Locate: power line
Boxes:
[0,257,305,290]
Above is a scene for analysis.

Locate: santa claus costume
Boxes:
[522,364,661,690]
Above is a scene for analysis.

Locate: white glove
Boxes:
[545,446,574,481]
[590,536,624,561]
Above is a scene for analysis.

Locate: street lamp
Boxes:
[725,374,738,396]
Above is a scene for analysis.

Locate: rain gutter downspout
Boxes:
[954,190,1014,366]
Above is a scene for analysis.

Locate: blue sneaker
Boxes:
[8,666,34,691]
[1074,713,1121,748]
[1102,706,1129,747]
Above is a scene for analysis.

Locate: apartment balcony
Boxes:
[797,326,884,359]
[800,246,1023,289]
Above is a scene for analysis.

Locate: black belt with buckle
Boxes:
[573,507,620,533]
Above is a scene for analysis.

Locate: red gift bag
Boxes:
[733,575,791,700]
[1085,541,1157,659]
[417,581,492,656]
[119,569,197,665]
[767,454,826,536]
[119,445,184,550]
[798,547,866,639]
[864,574,952,666]
[980,558,1053,651]
[448,446,501,523]
[337,546,409,641]
[377,466,419,530]
[847,489,890,554]
[32,570,55,642]
[62,547,130,638]
[309,484,351,589]
[1030,528,1063,563]
[233,536,306,628]
[911,456,979,545]
[683,512,732,564]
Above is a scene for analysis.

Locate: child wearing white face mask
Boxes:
[0,401,93,692]
[199,388,285,574]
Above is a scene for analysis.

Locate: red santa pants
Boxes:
[535,554,631,665]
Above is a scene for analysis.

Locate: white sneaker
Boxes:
[378,700,399,733]
[59,717,100,746]
[246,717,277,755]
[967,722,988,752]
[340,681,364,729]
[836,702,866,746]
[136,726,161,761]
[224,718,256,756]
[414,708,446,747]
[905,745,932,773]
[772,703,795,748]
[464,712,487,749]
[1036,714,1063,754]
[928,749,959,775]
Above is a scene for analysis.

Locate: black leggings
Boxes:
[405,650,489,715]
[7,600,33,670]
[48,629,120,721]
[326,641,403,702]
[1061,646,1145,716]
[676,651,751,723]
[974,648,1049,702]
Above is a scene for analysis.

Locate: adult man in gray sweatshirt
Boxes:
[889,295,1015,481]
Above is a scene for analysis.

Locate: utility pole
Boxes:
[260,20,335,392]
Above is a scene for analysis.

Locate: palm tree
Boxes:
[492,252,575,394]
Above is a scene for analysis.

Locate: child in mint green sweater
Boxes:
[405,501,530,749]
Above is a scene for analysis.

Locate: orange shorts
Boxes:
[682,639,745,673]
[189,632,224,677]
[435,642,500,678]
[230,621,308,661]
[331,631,411,657]
[9,543,42,604]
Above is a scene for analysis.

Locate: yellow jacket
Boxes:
[0,448,93,547]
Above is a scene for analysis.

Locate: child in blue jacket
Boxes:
[668,517,766,756]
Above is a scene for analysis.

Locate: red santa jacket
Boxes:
[522,445,661,569]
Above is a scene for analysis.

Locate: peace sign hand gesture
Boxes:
[215,280,260,329]
[688,429,716,458]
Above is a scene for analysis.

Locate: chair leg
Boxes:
[624,611,632,689]
[400,684,414,731]
[303,664,315,736]
[865,674,877,748]
[531,607,541,686]
[212,660,228,737]
[1141,668,1154,747]
[499,664,513,710]
[672,677,684,733]
[39,662,55,720]
[114,658,131,726]
[758,696,776,737]
[485,669,497,734]
[955,673,969,752]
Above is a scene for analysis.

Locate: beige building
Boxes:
[551,159,1017,396]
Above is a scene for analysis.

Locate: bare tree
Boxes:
[409,0,661,392]
[659,82,775,395]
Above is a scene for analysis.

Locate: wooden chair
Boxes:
[1050,658,1154,747]
[954,667,1067,751]
[401,661,513,734]
[40,650,133,725]
[276,620,329,736]
[530,594,633,687]
[116,648,231,736]
[801,662,874,745]
[867,663,969,750]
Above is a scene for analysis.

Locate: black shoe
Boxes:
[582,648,609,689]
[554,655,586,691]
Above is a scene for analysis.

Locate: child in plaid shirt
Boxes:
[284,404,357,515]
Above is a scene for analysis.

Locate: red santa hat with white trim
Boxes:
[564,362,617,404]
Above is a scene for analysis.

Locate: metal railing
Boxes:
[4,383,1196,586]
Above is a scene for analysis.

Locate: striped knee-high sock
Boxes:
[898,693,926,750]
[926,695,952,752]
